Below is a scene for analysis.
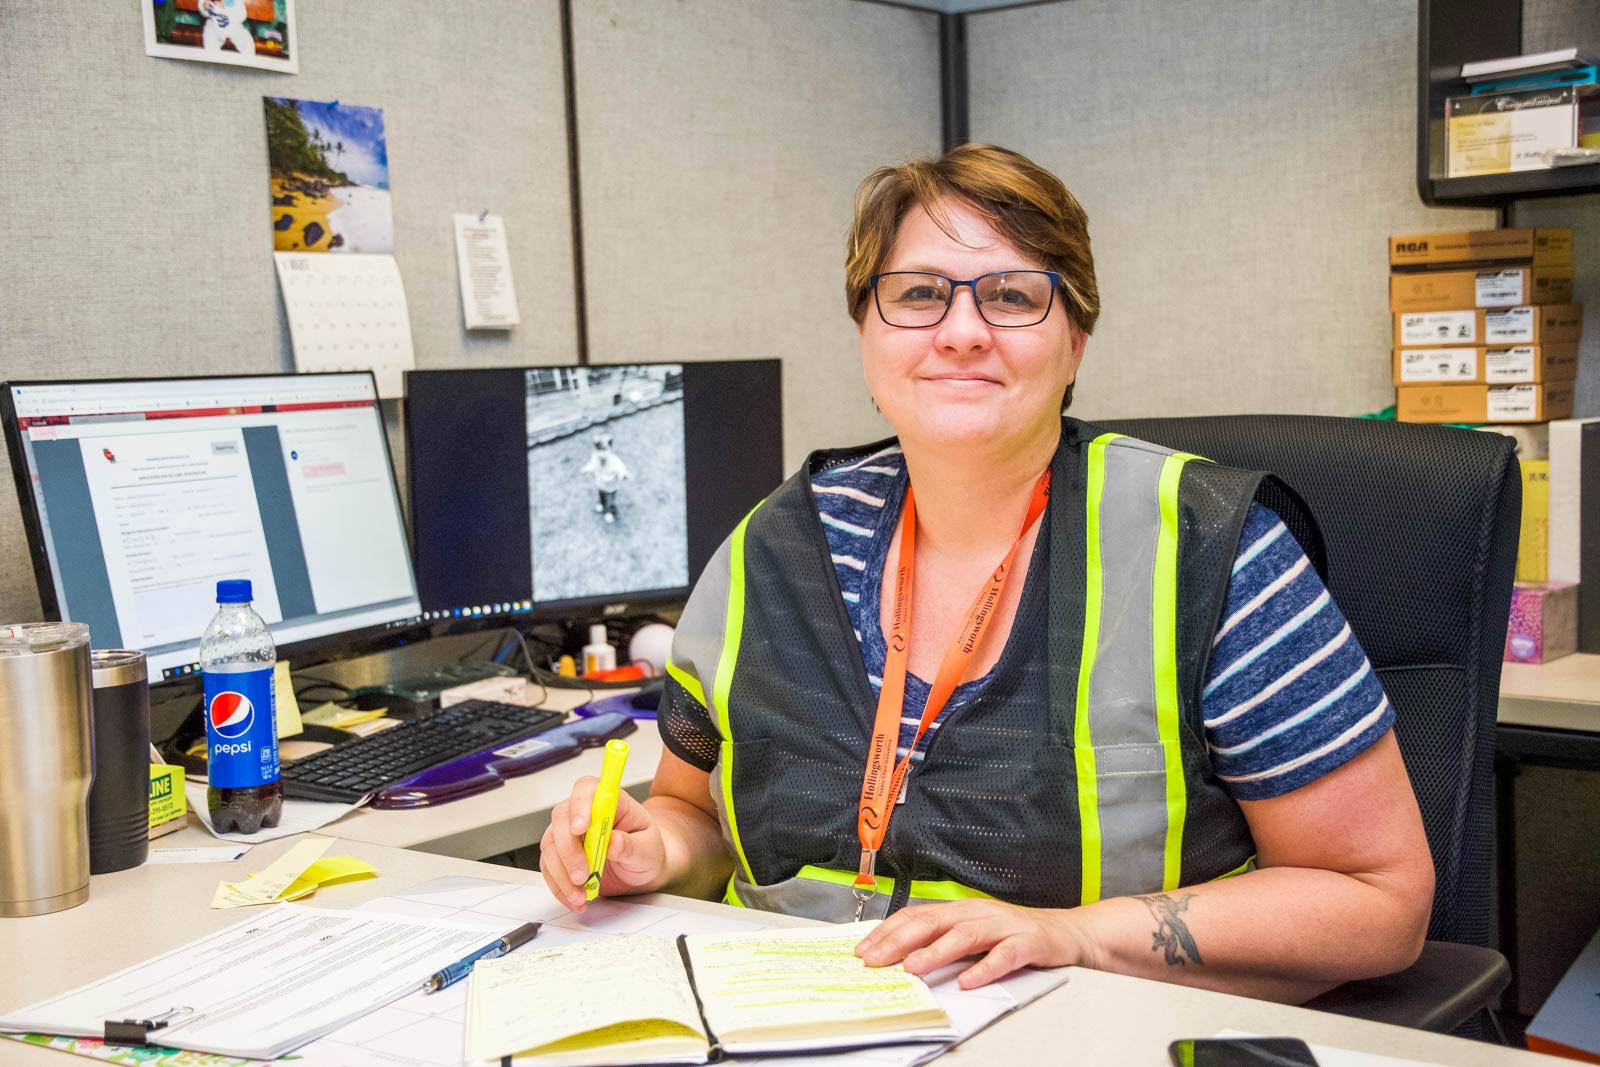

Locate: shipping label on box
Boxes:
[1492,384,1545,422]
[1388,266,1573,312]
[1396,381,1575,424]
[1396,344,1577,385]
[1395,347,1478,383]
[1389,228,1572,268]
[1485,343,1579,383]
[1484,304,1584,344]
[1449,87,1578,176]
[1395,309,1482,347]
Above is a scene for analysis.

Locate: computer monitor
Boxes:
[405,360,783,623]
[2,372,424,682]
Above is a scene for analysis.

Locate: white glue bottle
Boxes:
[582,624,617,675]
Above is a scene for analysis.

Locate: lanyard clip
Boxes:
[852,850,878,922]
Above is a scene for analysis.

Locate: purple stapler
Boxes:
[372,711,637,809]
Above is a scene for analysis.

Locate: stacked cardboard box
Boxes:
[1389,228,1580,424]
[1390,230,1589,662]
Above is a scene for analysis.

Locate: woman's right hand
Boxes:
[539,776,668,911]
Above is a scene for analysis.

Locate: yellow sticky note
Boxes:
[302,701,386,731]
[279,856,378,901]
[212,836,333,909]
[274,660,304,738]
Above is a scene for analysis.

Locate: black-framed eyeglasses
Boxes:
[869,270,1062,328]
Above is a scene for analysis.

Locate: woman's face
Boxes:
[858,196,1086,456]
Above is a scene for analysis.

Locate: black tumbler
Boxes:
[88,650,150,874]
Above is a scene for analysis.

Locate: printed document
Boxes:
[453,213,520,329]
[0,904,499,1061]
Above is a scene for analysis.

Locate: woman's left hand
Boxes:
[853,899,1094,989]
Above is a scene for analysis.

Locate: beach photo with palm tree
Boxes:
[264,97,393,254]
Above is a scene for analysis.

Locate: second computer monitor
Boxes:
[405,360,782,622]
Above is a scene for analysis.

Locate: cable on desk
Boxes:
[501,627,550,706]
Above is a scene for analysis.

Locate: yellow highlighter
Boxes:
[582,739,631,902]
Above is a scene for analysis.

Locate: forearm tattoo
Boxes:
[1137,892,1204,966]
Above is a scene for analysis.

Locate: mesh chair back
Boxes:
[1097,415,1520,947]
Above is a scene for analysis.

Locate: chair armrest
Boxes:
[1302,941,1509,1033]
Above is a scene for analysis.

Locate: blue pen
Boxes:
[422,921,542,993]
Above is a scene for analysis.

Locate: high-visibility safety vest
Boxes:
[664,420,1307,923]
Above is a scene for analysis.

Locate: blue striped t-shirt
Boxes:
[813,444,1393,801]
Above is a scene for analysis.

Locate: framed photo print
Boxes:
[143,0,298,74]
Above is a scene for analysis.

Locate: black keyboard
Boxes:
[280,699,566,803]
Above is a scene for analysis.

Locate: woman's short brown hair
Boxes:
[845,144,1099,407]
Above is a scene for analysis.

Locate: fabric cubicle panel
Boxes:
[964,0,1493,422]
[0,0,577,620]
[570,0,943,470]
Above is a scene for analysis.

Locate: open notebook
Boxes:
[465,921,958,1065]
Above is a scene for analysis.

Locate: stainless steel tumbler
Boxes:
[88,649,150,874]
[0,622,93,917]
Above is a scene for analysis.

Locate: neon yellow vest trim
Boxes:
[716,503,762,887]
[794,864,996,901]
[664,657,706,709]
[1155,452,1197,891]
[722,867,995,906]
[1074,432,1120,905]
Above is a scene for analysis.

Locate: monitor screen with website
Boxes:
[405,360,782,623]
[2,373,423,682]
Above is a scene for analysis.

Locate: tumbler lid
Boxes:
[92,649,147,688]
[0,621,89,656]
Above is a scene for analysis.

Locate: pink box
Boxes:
[1505,582,1578,663]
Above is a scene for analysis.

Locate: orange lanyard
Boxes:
[852,469,1051,916]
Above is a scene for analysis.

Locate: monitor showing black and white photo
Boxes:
[405,360,782,626]
[525,365,689,604]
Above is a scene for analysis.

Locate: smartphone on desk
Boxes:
[1169,1037,1318,1067]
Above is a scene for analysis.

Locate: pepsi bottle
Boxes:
[200,579,283,834]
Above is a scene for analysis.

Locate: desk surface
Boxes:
[1499,652,1600,732]
[0,836,1559,1066]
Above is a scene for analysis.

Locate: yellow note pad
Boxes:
[302,701,387,731]
[212,836,333,909]
[274,660,304,738]
[278,856,378,901]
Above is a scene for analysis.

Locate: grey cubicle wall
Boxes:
[0,1,577,619]
[0,1,941,621]
[573,0,939,464]
[966,0,1496,421]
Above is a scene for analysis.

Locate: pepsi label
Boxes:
[202,666,280,788]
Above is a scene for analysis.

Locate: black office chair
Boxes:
[1098,414,1519,1038]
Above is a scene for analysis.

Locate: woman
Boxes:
[540,144,1433,1004]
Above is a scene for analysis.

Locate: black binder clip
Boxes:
[104,1006,187,1046]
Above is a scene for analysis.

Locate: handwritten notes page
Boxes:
[685,922,956,1053]
[466,937,707,1065]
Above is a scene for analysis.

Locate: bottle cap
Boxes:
[589,624,608,645]
[216,579,253,604]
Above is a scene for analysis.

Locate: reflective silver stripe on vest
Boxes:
[1080,435,1192,902]
[665,534,735,720]
[724,871,894,923]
